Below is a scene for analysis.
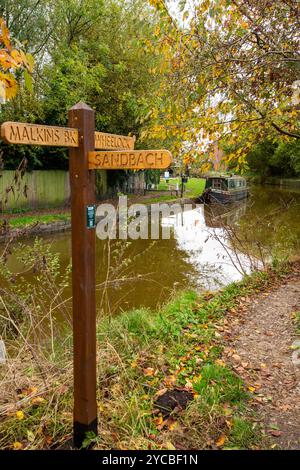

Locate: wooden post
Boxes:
[68,102,97,448]
[181,175,184,198]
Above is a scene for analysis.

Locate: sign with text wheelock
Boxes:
[0,103,173,449]
[88,150,172,169]
[95,131,135,150]
[1,121,136,150]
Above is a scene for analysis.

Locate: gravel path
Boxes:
[223,274,300,449]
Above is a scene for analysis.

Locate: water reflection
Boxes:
[2,186,300,315]
[162,204,253,291]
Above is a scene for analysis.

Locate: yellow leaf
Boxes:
[164,375,176,387]
[0,72,18,99]
[216,434,226,447]
[154,416,164,428]
[0,18,11,50]
[13,442,23,450]
[0,50,13,69]
[215,359,226,367]
[31,396,46,405]
[16,410,24,421]
[143,367,155,377]
[11,49,24,67]
[167,418,178,431]
[248,386,255,393]
[25,53,34,73]
[192,374,202,382]
[27,430,35,442]
[165,441,176,450]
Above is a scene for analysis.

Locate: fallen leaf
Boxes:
[154,388,168,398]
[16,410,24,421]
[154,416,164,428]
[166,418,178,431]
[27,430,35,442]
[164,375,177,387]
[143,367,155,377]
[13,442,23,450]
[216,434,226,447]
[184,379,193,390]
[232,354,241,363]
[215,359,226,367]
[269,430,282,437]
[165,441,176,450]
[45,435,53,446]
[31,396,46,405]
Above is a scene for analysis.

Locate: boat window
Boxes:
[229,180,235,189]
[212,179,222,189]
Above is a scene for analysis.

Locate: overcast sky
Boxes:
[166,0,196,25]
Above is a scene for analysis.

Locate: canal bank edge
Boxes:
[247,176,300,189]
[0,196,200,242]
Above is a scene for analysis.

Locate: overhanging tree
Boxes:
[144,0,300,171]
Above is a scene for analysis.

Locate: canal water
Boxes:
[3,186,300,316]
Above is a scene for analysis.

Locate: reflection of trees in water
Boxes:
[204,187,300,263]
[187,260,234,292]
[96,235,197,315]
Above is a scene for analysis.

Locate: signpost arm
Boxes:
[68,102,97,448]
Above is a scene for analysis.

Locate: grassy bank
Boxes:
[1,181,205,231]
[7,213,71,228]
[157,177,205,197]
[1,260,293,450]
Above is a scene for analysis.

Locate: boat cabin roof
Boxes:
[207,175,245,180]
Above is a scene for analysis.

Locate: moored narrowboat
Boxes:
[201,175,249,204]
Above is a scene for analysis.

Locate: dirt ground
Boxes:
[223,267,300,449]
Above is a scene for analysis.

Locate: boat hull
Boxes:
[202,188,249,204]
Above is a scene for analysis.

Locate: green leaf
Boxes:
[24,69,33,93]
[26,53,34,73]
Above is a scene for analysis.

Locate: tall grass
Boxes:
[0,239,287,450]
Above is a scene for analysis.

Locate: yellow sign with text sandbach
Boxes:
[88,150,172,170]
[1,121,79,147]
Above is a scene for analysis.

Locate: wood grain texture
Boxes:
[95,131,135,150]
[1,121,135,150]
[68,102,97,448]
[1,121,79,147]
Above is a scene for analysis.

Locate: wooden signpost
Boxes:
[0,103,172,449]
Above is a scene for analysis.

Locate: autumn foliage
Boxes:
[144,0,300,170]
[0,18,34,100]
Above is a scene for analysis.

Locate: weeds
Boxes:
[0,239,294,450]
